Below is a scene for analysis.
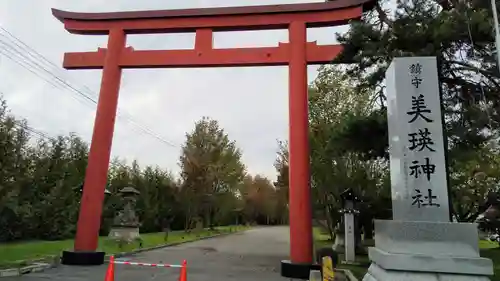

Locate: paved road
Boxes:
[6,226,290,281]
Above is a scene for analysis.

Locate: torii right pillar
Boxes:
[287,19,313,267]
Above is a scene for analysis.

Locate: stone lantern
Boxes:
[108,186,141,242]
[339,188,360,263]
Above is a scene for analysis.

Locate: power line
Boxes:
[0,114,57,142]
[0,27,63,75]
[0,26,178,148]
[0,33,98,108]
[15,122,54,141]
[0,27,101,110]
[0,31,178,147]
[0,44,178,148]
[0,46,96,111]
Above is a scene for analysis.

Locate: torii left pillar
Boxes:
[61,29,125,265]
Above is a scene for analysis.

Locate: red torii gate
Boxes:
[53,0,374,278]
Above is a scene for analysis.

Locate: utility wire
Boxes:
[0,27,105,109]
[15,122,53,141]
[0,34,99,107]
[0,31,178,147]
[0,45,96,110]
[0,114,58,142]
[0,26,178,148]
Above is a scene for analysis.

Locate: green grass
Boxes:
[313,227,500,280]
[313,227,370,278]
[0,225,249,269]
[479,240,500,281]
[313,227,333,249]
[336,255,370,280]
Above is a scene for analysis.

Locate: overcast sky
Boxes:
[0,0,350,180]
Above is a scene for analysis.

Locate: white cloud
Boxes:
[0,0,348,180]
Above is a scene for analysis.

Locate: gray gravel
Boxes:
[4,226,291,281]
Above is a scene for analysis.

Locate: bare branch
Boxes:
[374,1,392,28]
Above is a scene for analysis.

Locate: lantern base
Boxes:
[280,260,321,279]
[61,251,105,266]
[108,226,140,242]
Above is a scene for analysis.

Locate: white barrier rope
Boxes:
[113,261,183,268]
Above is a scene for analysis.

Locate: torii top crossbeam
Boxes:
[52,0,374,69]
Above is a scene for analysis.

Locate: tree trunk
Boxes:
[324,205,336,241]
[209,208,216,230]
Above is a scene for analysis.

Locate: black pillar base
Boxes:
[61,251,105,266]
[281,260,321,279]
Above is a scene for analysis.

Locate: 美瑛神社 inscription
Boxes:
[386,57,449,222]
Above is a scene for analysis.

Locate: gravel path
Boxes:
[4,226,291,281]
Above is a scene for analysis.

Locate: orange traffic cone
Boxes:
[178,260,187,281]
[104,255,115,281]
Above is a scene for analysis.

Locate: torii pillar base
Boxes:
[281,260,321,280]
[61,251,105,266]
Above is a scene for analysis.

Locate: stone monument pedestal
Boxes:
[363,220,493,281]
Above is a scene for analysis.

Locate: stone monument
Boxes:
[108,186,141,242]
[363,57,493,281]
[340,188,360,263]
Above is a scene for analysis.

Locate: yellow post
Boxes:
[322,256,335,281]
